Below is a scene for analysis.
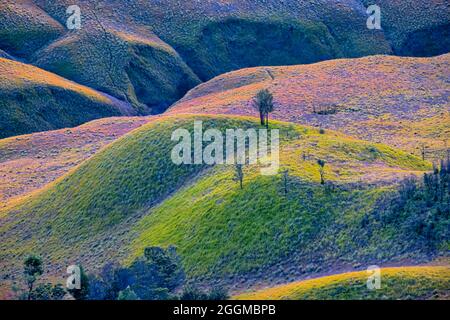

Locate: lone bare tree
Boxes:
[317,159,326,185]
[234,164,244,189]
[252,89,274,128]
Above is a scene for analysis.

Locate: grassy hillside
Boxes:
[161,17,352,82]
[0,114,438,287]
[0,0,448,300]
[2,1,447,114]
[234,266,450,300]
[26,0,391,82]
[0,57,137,138]
[170,54,450,160]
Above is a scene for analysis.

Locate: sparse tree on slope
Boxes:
[317,159,326,185]
[23,255,43,300]
[234,164,244,189]
[253,89,274,128]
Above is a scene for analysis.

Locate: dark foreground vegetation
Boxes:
[14,247,228,300]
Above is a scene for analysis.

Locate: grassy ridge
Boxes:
[0,1,64,58]
[128,118,431,281]
[169,17,345,81]
[0,115,287,271]
[234,266,450,300]
[170,54,450,160]
[130,169,385,278]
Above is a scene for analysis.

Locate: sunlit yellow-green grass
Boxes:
[0,114,431,278]
[234,266,450,300]
[122,116,430,279]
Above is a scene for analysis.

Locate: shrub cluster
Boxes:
[374,158,450,248]
[16,246,229,300]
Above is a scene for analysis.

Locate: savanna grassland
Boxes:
[0,115,448,298]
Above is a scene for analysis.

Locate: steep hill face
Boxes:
[0,114,437,288]
[0,0,65,57]
[170,54,450,160]
[0,0,448,299]
[0,58,136,138]
[361,0,450,57]
[28,0,392,82]
[1,0,448,114]
[32,24,201,114]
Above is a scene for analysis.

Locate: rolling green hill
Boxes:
[0,1,65,57]
[1,114,441,288]
[0,0,448,300]
[0,57,136,138]
[234,266,450,300]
